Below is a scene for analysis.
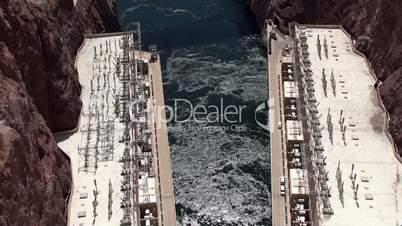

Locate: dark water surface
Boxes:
[117,1,271,225]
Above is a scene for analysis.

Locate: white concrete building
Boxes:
[57,33,164,226]
[296,25,402,226]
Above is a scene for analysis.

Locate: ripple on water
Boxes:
[165,36,267,103]
[165,36,271,225]
[171,126,270,226]
[117,1,271,225]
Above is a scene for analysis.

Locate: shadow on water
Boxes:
[117,0,260,48]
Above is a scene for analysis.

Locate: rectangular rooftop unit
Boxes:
[289,169,309,195]
[139,177,157,204]
[283,81,299,98]
[77,211,86,218]
[79,192,88,199]
[286,120,304,141]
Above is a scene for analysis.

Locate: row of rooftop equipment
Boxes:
[117,34,159,226]
[297,26,334,216]
[279,46,312,226]
[75,38,127,226]
[72,29,165,226]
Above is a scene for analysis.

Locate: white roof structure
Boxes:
[286,120,304,141]
[139,176,157,204]
[289,169,309,195]
[58,35,127,226]
[57,34,160,226]
[283,55,293,63]
[283,81,299,98]
[296,25,402,226]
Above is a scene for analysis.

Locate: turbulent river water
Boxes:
[117,1,271,225]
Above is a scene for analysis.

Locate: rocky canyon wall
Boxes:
[0,0,120,225]
[248,0,402,156]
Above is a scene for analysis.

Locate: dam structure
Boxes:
[268,21,402,226]
[57,26,176,226]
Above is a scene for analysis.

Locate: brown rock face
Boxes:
[0,0,119,225]
[248,0,402,156]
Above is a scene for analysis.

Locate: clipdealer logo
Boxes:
[153,98,273,132]
[254,98,274,132]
